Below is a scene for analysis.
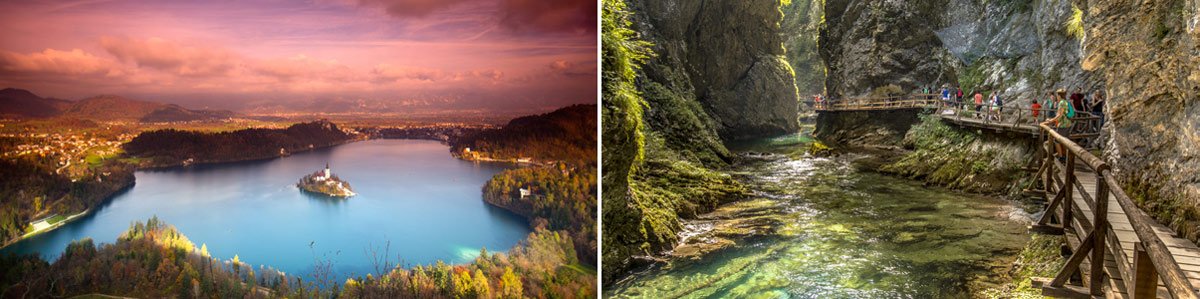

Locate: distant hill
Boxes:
[61,95,169,121]
[450,104,596,163]
[0,88,72,118]
[0,88,238,122]
[139,104,237,123]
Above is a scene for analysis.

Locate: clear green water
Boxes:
[606,134,1031,298]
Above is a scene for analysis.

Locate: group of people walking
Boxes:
[924,85,1007,121]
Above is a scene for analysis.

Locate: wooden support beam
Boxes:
[1131,243,1158,299]
[1088,171,1109,296]
[1052,230,1095,287]
[1062,153,1075,233]
[1038,185,1068,225]
[1032,277,1094,299]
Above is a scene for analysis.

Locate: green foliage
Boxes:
[499,266,523,299]
[483,163,597,265]
[958,59,990,94]
[0,156,135,242]
[781,0,826,95]
[981,234,1065,298]
[601,0,653,179]
[881,115,1030,193]
[1064,4,1084,40]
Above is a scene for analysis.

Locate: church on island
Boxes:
[297,163,356,197]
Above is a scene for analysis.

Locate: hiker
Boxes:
[989,91,1002,121]
[956,87,965,108]
[1070,88,1085,113]
[941,86,952,106]
[1091,91,1106,127]
[974,90,985,117]
[1031,99,1042,122]
[1042,90,1075,160]
[1045,92,1057,118]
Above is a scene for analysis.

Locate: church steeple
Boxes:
[324,162,331,177]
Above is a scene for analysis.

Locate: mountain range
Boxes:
[0,88,236,122]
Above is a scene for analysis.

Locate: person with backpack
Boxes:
[1042,90,1075,160]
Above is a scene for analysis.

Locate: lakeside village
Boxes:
[297,163,356,197]
[459,147,534,164]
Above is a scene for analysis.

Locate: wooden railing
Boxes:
[811,94,942,111]
[1030,124,1199,299]
[940,104,1103,146]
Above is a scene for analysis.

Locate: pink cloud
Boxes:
[100,36,237,77]
[0,48,121,76]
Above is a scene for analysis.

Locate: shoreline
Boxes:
[132,137,364,170]
[0,180,135,250]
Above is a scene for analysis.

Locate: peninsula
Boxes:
[297,163,355,197]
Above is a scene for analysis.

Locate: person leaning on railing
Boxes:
[1041,91,1074,161]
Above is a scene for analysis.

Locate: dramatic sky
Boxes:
[0,0,596,113]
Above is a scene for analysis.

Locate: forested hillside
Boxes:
[449,104,595,164]
[123,120,357,167]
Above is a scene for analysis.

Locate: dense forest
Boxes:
[449,105,595,164]
[483,163,597,266]
[124,120,358,167]
[0,149,134,244]
[0,217,595,298]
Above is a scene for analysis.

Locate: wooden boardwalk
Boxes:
[1028,126,1199,298]
[1056,168,1200,298]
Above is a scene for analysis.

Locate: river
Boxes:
[1,139,531,280]
[606,134,1033,298]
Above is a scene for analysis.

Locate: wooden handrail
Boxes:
[1037,124,1199,299]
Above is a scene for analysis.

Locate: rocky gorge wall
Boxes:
[820,0,1101,106]
[813,109,923,148]
[600,0,797,283]
[1078,0,1200,241]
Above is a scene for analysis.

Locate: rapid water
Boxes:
[606,134,1031,298]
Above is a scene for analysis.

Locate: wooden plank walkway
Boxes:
[1062,168,1200,297]
[937,112,1040,135]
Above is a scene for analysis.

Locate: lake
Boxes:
[1,139,531,280]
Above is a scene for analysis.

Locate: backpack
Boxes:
[1064,100,1076,118]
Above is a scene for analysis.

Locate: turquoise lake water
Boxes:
[1,139,530,280]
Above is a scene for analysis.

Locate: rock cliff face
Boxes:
[820,0,958,97]
[820,0,1100,106]
[1078,0,1200,241]
[600,0,795,283]
[632,0,800,140]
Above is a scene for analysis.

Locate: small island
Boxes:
[297,163,356,197]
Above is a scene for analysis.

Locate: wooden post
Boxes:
[1089,170,1109,295]
[1132,243,1158,299]
[1044,139,1055,199]
[1062,152,1075,231]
